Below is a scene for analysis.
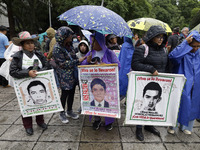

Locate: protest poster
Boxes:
[113,50,120,58]
[13,69,63,117]
[79,64,120,118]
[125,71,186,126]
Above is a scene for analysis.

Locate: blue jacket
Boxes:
[119,37,134,96]
[168,31,200,126]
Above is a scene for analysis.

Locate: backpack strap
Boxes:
[142,44,149,58]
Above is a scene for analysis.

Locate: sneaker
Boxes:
[167,127,175,134]
[66,110,79,119]
[183,130,191,135]
[59,112,69,123]
[105,123,113,131]
[93,120,101,130]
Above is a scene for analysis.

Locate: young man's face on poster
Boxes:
[92,84,106,103]
[143,90,160,111]
[29,85,47,105]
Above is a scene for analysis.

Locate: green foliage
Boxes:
[0,0,200,36]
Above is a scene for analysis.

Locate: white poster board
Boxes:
[79,64,120,118]
[125,71,186,126]
[13,69,63,117]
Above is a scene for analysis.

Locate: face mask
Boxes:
[73,38,78,42]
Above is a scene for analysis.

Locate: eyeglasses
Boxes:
[155,35,164,40]
[191,45,200,48]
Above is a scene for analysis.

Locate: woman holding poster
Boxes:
[52,27,86,124]
[81,32,120,131]
[168,31,200,135]
[10,31,50,135]
[131,25,168,141]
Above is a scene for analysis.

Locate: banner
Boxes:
[125,71,186,126]
[79,64,120,118]
[13,69,63,117]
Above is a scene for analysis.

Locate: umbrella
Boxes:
[127,18,172,33]
[59,5,133,38]
[190,24,200,33]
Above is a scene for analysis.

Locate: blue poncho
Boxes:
[118,37,134,96]
[168,31,200,126]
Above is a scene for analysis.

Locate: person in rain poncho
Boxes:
[118,37,134,100]
[52,26,86,124]
[168,31,200,135]
[81,32,120,131]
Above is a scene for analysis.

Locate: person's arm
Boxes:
[168,35,193,65]
[131,45,156,74]
[52,47,79,69]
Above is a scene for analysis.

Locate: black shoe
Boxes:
[38,123,48,131]
[26,128,33,135]
[136,127,144,141]
[92,120,101,130]
[105,123,113,131]
[144,126,160,137]
[196,119,200,123]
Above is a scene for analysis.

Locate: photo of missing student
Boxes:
[126,71,186,126]
[131,76,175,122]
[79,65,120,118]
[13,70,63,117]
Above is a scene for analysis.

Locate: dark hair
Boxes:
[0,25,7,31]
[27,80,46,95]
[143,82,162,98]
[90,78,106,90]
[20,40,34,46]
[173,27,179,33]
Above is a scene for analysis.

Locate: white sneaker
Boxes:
[66,110,79,119]
[167,127,175,134]
[183,130,191,135]
[59,112,69,123]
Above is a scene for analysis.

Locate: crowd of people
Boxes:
[0,24,200,141]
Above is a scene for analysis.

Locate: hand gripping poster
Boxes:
[79,64,120,118]
[125,71,186,126]
[13,69,63,117]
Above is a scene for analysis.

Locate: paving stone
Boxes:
[0,110,21,124]
[81,127,120,142]
[0,93,16,102]
[0,125,42,141]
[122,143,166,150]
[193,128,200,138]
[0,98,20,110]
[165,143,200,150]
[119,126,161,142]
[0,86,15,94]
[158,127,181,142]
[33,142,79,150]
[39,126,81,142]
[79,142,122,150]
[14,113,53,125]
[193,120,200,127]
[0,125,11,136]
[175,129,200,142]
[48,112,84,126]
[0,141,35,150]
[119,127,136,142]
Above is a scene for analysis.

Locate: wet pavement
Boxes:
[0,86,200,150]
